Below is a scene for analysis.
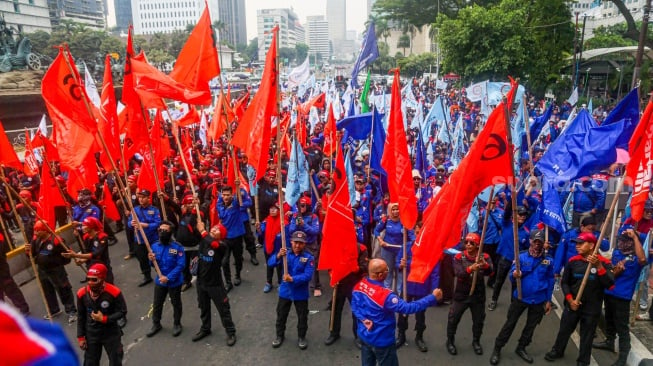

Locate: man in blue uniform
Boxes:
[127,189,161,287]
[489,229,555,365]
[287,196,321,296]
[269,231,315,350]
[146,221,185,338]
[217,186,246,290]
[351,258,443,366]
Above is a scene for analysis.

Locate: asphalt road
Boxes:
[14,230,623,366]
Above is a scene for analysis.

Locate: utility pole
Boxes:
[632,0,651,89]
[575,14,588,92]
[572,12,579,91]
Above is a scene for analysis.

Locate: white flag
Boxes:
[466,80,487,102]
[566,87,579,107]
[199,111,208,148]
[37,114,48,138]
[288,57,311,89]
[83,63,101,108]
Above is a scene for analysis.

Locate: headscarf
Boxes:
[264,205,281,255]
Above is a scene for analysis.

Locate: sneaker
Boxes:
[488,300,497,311]
[256,243,263,249]
[263,283,273,293]
[67,313,77,323]
[640,303,648,311]
[314,289,322,297]
[43,310,63,320]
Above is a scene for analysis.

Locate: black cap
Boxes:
[580,215,596,226]
[530,229,545,242]
[291,231,307,243]
[137,189,151,197]
[517,206,529,215]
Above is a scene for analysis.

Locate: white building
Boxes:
[326,0,345,42]
[306,15,329,61]
[131,0,220,35]
[0,0,51,33]
[256,8,303,61]
[569,0,646,39]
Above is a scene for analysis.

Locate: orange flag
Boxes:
[177,106,201,127]
[208,92,228,141]
[408,80,516,283]
[317,138,359,286]
[23,130,39,176]
[100,181,120,221]
[0,120,22,170]
[98,55,120,171]
[42,48,97,169]
[300,93,326,114]
[231,26,278,182]
[37,154,67,226]
[233,91,250,120]
[381,68,418,229]
[323,104,337,156]
[65,152,99,198]
[170,1,220,94]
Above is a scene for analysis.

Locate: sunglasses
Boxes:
[299,204,307,207]
[86,277,100,283]
[464,240,477,245]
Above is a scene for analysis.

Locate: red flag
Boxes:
[37,155,67,226]
[23,130,39,176]
[131,52,211,106]
[322,104,337,156]
[626,100,653,221]
[408,80,517,283]
[208,92,228,141]
[233,91,250,120]
[231,26,278,182]
[65,153,99,198]
[177,106,200,127]
[318,139,359,286]
[32,132,59,161]
[41,48,97,169]
[98,55,120,171]
[300,93,325,114]
[138,112,166,193]
[381,69,418,229]
[0,120,22,170]
[170,2,220,93]
[100,181,120,221]
[226,156,250,194]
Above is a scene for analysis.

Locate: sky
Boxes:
[245,0,368,41]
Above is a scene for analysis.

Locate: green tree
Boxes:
[397,52,438,76]
[149,32,170,53]
[147,48,174,68]
[245,37,258,61]
[279,47,296,64]
[296,43,309,62]
[69,31,105,62]
[397,34,410,56]
[25,30,50,55]
[100,36,124,58]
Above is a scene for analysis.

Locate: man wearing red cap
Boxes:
[545,232,614,366]
[76,263,127,366]
[446,232,493,356]
[15,189,40,244]
[63,217,114,284]
[118,175,139,260]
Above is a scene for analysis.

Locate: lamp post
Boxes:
[616,66,624,100]
[585,67,591,100]
[605,66,609,100]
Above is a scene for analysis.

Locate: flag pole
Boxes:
[502,87,522,300]
[0,167,54,321]
[470,186,495,296]
[366,106,375,183]
[402,230,408,302]
[522,96,535,176]
[58,46,163,278]
[575,176,624,302]
[143,113,169,222]
[216,80,243,206]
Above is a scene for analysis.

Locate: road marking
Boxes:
[551,296,598,366]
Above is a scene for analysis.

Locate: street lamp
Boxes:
[616,67,624,101]
[585,67,591,100]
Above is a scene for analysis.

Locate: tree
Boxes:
[100,36,124,58]
[25,31,50,55]
[245,37,258,62]
[296,43,309,62]
[149,32,170,53]
[397,34,410,56]
[279,47,296,64]
[397,52,439,76]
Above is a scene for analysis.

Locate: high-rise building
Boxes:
[217,0,246,46]
[367,0,377,19]
[47,0,106,29]
[0,0,51,33]
[326,0,345,42]
[568,0,642,39]
[306,15,329,61]
[256,8,303,61]
[110,0,132,34]
[131,0,219,35]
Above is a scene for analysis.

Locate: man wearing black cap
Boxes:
[489,229,555,365]
[545,232,614,366]
[268,231,315,350]
[127,189,162,287]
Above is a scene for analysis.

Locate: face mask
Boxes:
[89,280,104,294]
[158,230,172,244]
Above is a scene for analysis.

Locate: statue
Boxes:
[0,14,44,73]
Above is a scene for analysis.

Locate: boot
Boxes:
[395,330,406,349]
[592,338,615,353]
[490,347,501,365]
[446,336,457,355]
[610,352,628,366]
[472,339,483,355]
[415,332,428,352]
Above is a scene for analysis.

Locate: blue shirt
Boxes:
[287,212,320,245]
[374,219,415,255]
[150,241,185,288]
[497,222,529,261]
[605,249,645,300]
[128,205,161,245]
[510,251,555,305]
[267,250,315,301]
[482,207,504,245]
[217,197,245,238]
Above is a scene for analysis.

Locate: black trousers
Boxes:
[222,236,244,282]
[152,284,182,326]
[83,332,123,366]
[0,270,29,314]
[447,298,485,340]
[491,256,512,302]
[494,298,545,349]
[242,221,257,258]
[397,295,426,334]
[603,294,631,355]
[134,244,151,280]
[276,297,308,338]
[551,307,599,365]
[38,266,76,314]
[182,249,198,285]
[123,218,135,255]
[484,244,499,287]
[440,254,455,302]
[264,252,282,285]
[196,283,236,335]
[330,283,357,337]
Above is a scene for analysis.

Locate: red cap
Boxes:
[465,233,481,245]
[127,175,137,182]
[211,223,228,240]
[82,217,103,231]
[299,196,311,205]
[18,190,31,199]
[33,220,48,232]
[87,263,107,280]
[572,232,597,244]
[181,195,194,205]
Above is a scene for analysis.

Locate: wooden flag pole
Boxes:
[470,186,495,296]
[216,79,243,206]
[522,95,535,177]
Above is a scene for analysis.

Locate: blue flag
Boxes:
[450,114,466,168]
[344,149,357,205]
[530,102,554,143]
[538,180,567,234]
[347,96,356,117]
[351,22,379,88]
[601,88,640,150]
[561,108,596,137]
[414,131,427,179]
[336,111,376,140]
[285,138,310,207]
